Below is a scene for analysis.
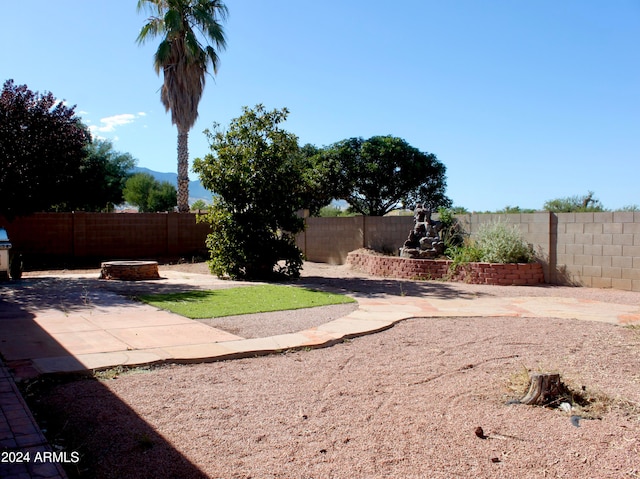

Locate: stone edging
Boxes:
[100,261,160,281]
[346,252,544,286]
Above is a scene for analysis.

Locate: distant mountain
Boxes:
[132,167,213,204]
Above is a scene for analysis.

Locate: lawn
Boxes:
[138,284,356,319]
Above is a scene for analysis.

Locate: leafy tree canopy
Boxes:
[193,105,311,279]
[123,173,177,212]
[0,79,91,218]
[72,139,136,212]
[190,199,208,211]
[318,136,452,216]
[543,191,605,213]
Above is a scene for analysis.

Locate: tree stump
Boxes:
[519,373,566,406]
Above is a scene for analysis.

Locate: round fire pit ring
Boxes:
[100,260,160,281]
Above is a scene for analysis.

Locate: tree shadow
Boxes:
[296,274,493,300]
[0,287,211,478]
[0,276,231,314]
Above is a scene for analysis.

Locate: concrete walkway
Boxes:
[0,269,639,479]
[1,270,639,377]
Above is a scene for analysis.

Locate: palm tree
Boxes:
[137,0,227,212]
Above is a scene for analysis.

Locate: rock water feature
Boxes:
[399,204,446,259]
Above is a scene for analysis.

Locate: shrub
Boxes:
[193,105,308,280]
[437,207,465,249]
[475,221,534,263]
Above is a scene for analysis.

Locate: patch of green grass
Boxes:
[138,284,355,319]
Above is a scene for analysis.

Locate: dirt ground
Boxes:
[21,262,640,479]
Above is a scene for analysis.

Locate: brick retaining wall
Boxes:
[346,251,545,285]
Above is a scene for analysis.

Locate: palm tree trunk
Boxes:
[177,127,190,213]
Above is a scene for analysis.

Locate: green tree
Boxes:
[297,143,346,216]
[495,205,537,214]
[619,204,639,212]
[149,180,179,212]
[72,139,136,212]
[448,206,470,214]
[318,205,351,217]
[319,136,451,216]
[0,79,91,218]
[190,199,208,211]
[193,105,309,279]
[123,173,177,212]
[137,0,228,213]
[543,191,605,213]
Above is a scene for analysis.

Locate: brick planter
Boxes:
[346,251,544,286]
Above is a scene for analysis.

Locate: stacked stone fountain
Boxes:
[399,204,445,259]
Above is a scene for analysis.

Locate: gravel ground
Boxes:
[22,262,640,479]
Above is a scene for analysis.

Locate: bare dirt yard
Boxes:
[22,262,640,479]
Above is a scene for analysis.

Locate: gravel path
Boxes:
[23,262,640,479]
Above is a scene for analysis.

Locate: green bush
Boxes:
[437,207,465,249]
[475,221,534,264]
[445,240,483,265]
[445,220,535,265]
[193,105,308,280]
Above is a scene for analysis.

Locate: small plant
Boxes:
[446,239,483,265]
[134,433,155,451]
[437,207,466,249]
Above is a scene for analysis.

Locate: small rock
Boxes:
[559,402,573,413]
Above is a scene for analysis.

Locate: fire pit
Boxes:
[100,261,160,281]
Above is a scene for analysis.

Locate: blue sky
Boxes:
[3,1,638,211]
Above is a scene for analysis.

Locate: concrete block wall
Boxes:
[298,217,364,264]
[3,211,639,291]
[463,213,553,282]
[298,215,415,264]
[1,213,75,257]
[363,216,414,253]
[554,212,640,291]
[1,212,210,266]
[79,213,168,258]
[300,212,640,292]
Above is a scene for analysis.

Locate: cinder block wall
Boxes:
[3,211,639,291]
[363,216,414,253]
[554,212,640,290]
[300,211,640,292]
[1,212,211,266]
[463,213,553,283]
[298,217,364,264]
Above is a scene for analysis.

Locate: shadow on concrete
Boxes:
[0,295,86,373]
[0,276,229,314]
[0,282,212,479]
[297,274,493,300]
